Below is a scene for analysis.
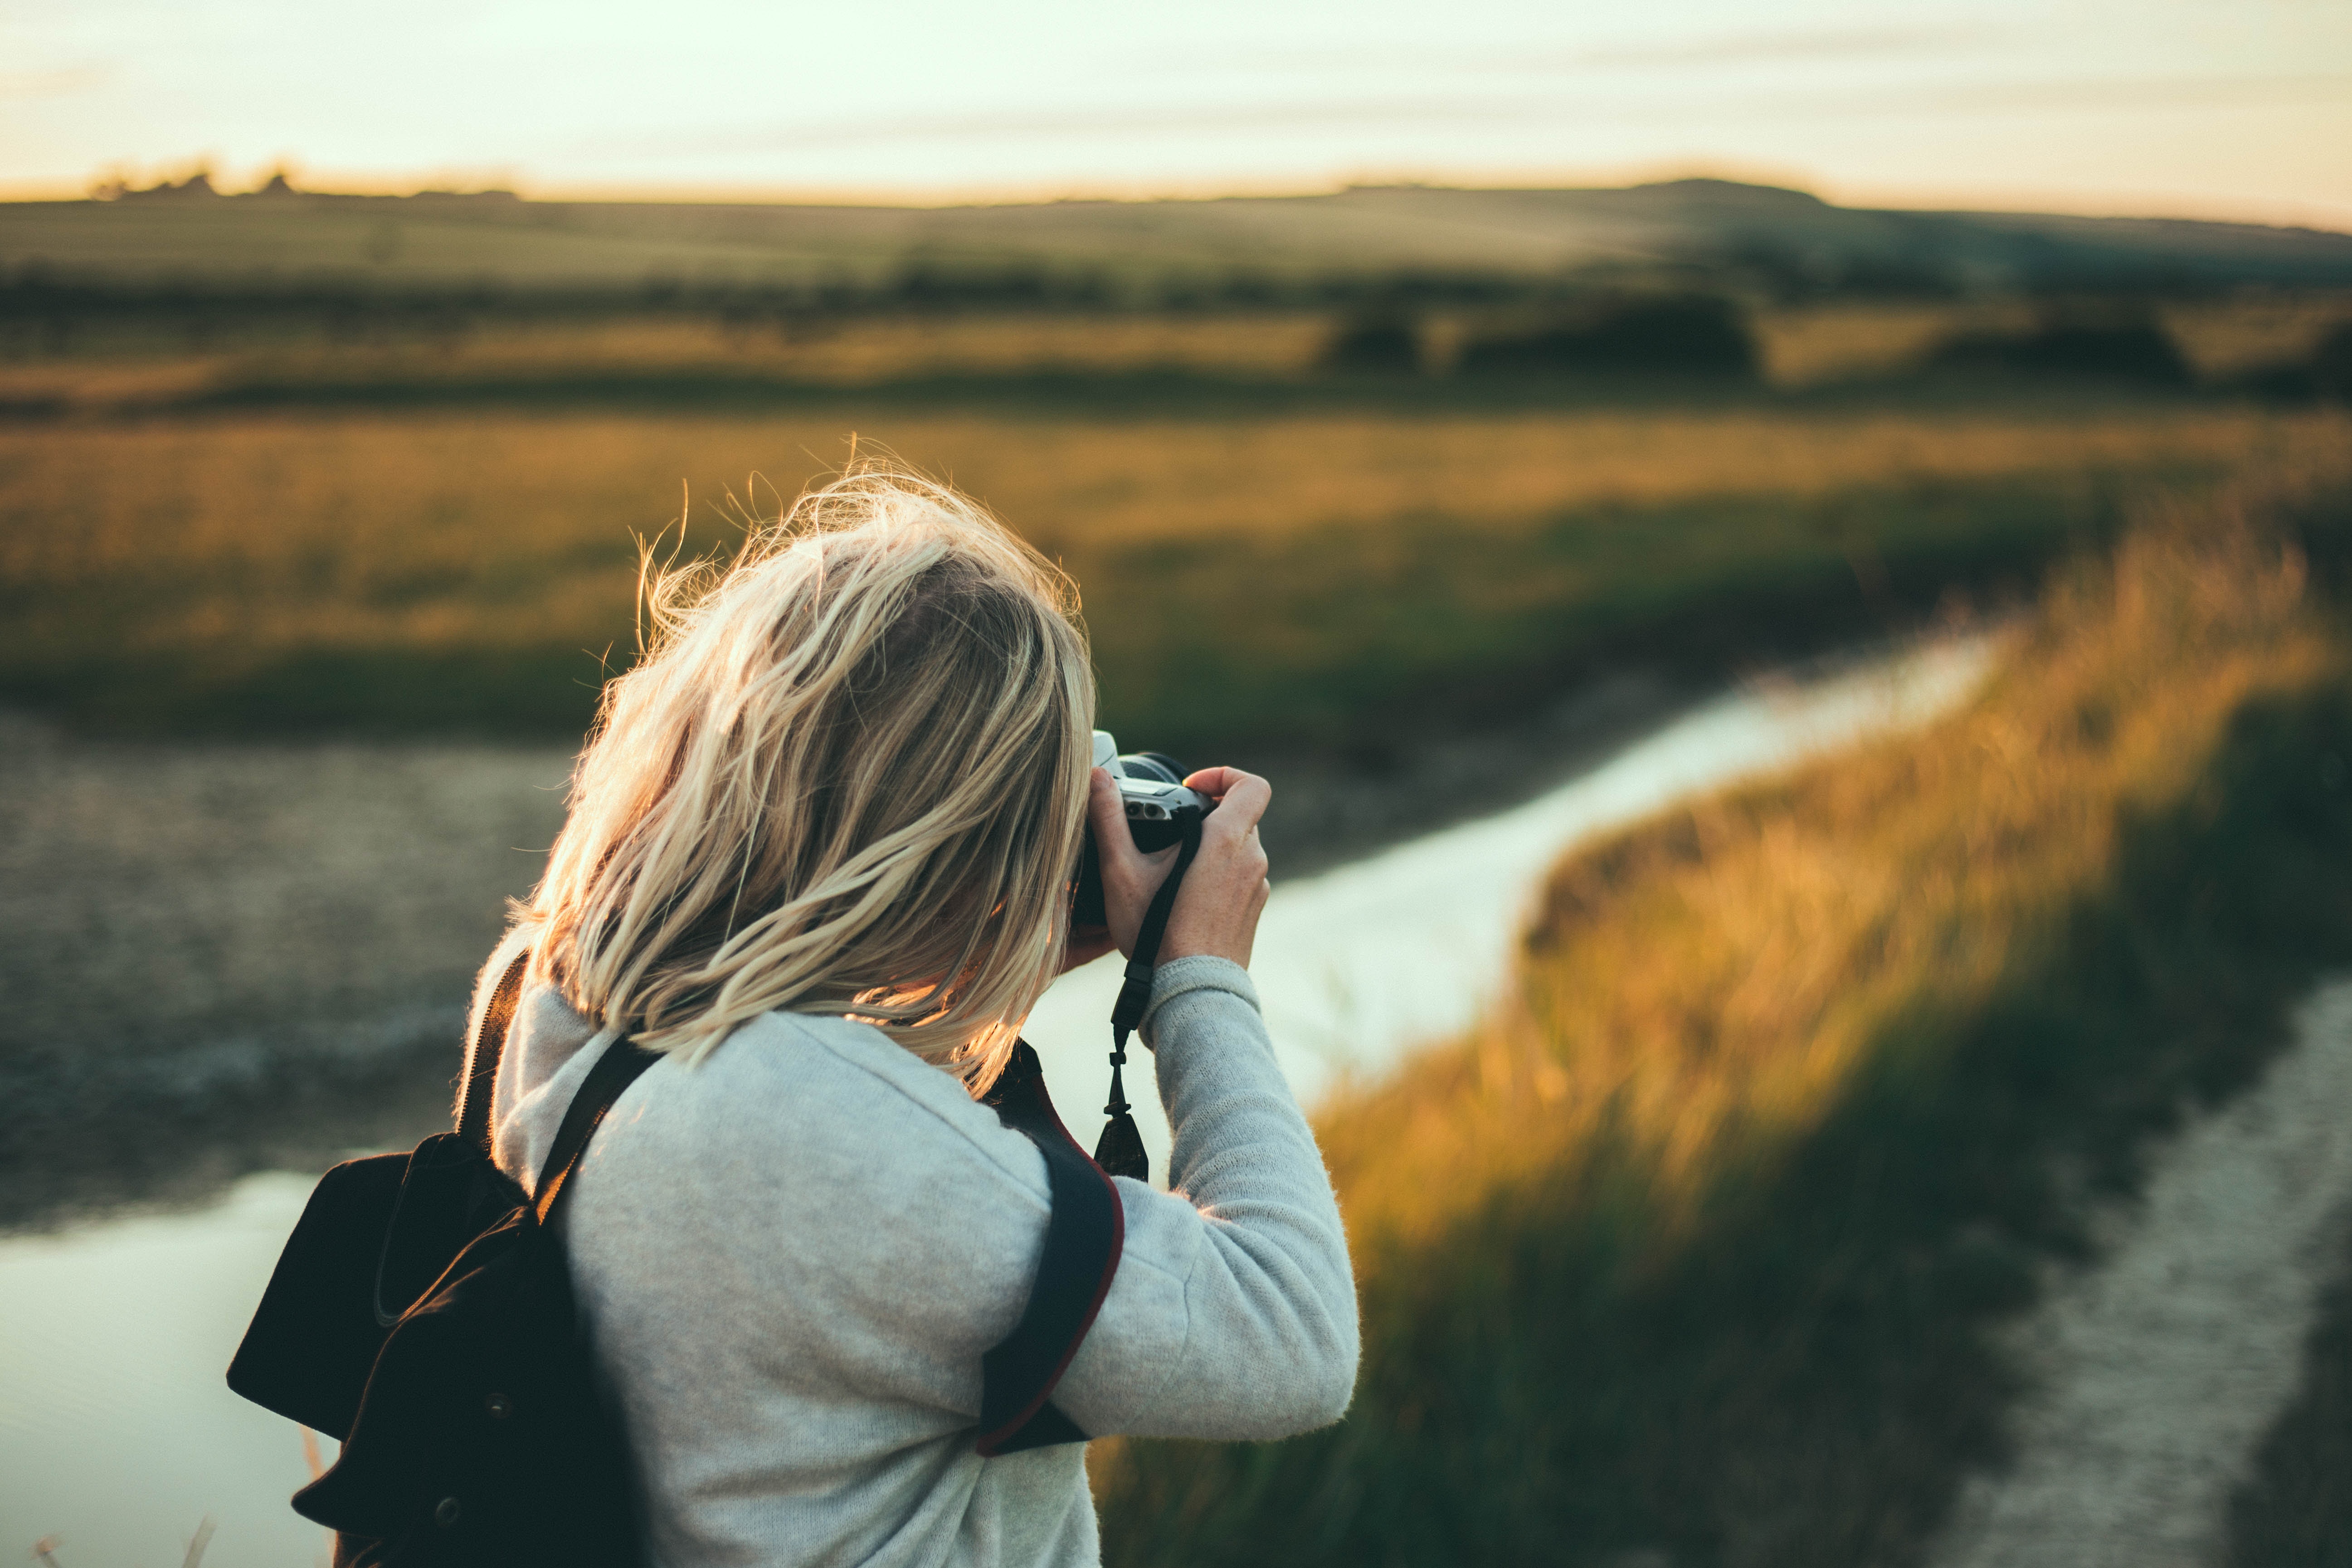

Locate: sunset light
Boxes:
[5,0,2349,224]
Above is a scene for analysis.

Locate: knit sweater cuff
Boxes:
[1138,955,1261,1051]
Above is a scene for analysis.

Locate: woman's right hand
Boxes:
[1084,765,1272,971]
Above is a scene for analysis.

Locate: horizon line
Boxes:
[5,165,2350,237]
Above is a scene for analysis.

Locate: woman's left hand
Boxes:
[1058,768,1129,971]
[1060,764,1182,972]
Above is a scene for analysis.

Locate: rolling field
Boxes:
[7,295,2348,403]
[9,182,2352,297]
[1092,465,2352,1567]
[2,400,2342,757]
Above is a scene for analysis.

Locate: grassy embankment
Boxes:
[2235,1259,2352,1565]
[3,397,2343,761]
[1093,461,2352,1567]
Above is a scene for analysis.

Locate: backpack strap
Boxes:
[461,963,1107,1452]
[457,946,533,1159]
[975,1040,1125,1456]
[532,1037,662,1226]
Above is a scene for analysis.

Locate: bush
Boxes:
[2244,321,2352,405]
[1931,307,2193,386]
[1456,296,1759,379]
[1321,313,1423,375]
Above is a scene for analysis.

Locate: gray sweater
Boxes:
[476,941,1359,1568]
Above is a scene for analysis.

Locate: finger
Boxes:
[1181,765,1252,801]
[1091,769,1182,934]
[1182,766,1270,818]
[1086,766,1122,836]
[1086,768,1148,874]
[1194,770,1271,834]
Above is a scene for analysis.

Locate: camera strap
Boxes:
[1093,815,1204,1183]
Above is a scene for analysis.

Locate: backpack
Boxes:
[226,952,1125,1564]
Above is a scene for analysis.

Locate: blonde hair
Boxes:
[520,467,1093,1090]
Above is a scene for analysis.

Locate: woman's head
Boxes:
[526,467,1093,1088]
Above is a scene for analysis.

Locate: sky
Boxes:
[5,0,2349,226]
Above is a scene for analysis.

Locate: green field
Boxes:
[10,180,2352,296]
[1094,467,2352,1568]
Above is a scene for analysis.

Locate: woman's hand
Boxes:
[1073,764,1272,972]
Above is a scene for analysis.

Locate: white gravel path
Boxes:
[1928,979,2352,1568]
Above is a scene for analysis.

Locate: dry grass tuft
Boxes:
[1337,498,2327,1247]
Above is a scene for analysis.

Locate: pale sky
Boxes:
[5,0,2349,226]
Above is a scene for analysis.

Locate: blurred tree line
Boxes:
[6,218,2352,404]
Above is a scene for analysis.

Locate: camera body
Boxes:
[1073,730,1216,926]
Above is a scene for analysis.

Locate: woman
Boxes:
[469,470,1358,1566]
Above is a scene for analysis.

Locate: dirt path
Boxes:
[1927,979,2352,1568]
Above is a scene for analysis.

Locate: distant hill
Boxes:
[5,178,2351,300]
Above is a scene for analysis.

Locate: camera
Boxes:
[1072,730,1216,926]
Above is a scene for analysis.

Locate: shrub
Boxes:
[1456,296,1759,379]
[2244,321,2352,405]
[1321,313,1424,375]
[1930,307,2193,386]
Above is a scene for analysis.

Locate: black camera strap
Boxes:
[1093,815,1204,1183]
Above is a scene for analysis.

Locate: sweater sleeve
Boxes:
[1049,955,1360,1440]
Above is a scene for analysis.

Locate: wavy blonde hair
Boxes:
[518,467,1093,1089]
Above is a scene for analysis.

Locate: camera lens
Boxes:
[1117,752,1184,785]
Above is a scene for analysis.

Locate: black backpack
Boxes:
[227,952,1125,1564]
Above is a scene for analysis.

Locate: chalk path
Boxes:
[1928,980,2352,1568]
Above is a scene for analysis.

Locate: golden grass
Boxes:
[0,315,1343,408]
[1097,464,2352,1566]
[1749,302,2030,387]
[2162,294,2352,380]
[1757,297,2352,387]
[390,313,1339,385]
[2,402,2342,740]
[9,405,2339,604]
[1333,505,2330,1248]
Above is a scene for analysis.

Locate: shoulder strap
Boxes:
[457,946,532,1159]
[976,1040,1125,1455]
[532,1037,662,1226]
